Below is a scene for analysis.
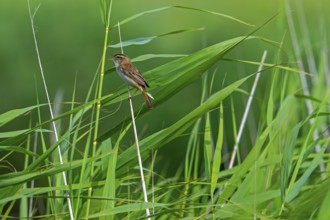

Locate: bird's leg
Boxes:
[127,85,133,101]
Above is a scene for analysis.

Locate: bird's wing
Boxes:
[124,63,149,88]
[135,71,150,88]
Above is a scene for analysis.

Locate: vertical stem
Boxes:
[86,0,113,218]
[286,1,325,175]
[228,50,267,168]
[91,23,109,177]
[127,87,151,219]
[27,1,74,219]
[29,123,38,218]
[117,20,151,219]
[118,21,124,54]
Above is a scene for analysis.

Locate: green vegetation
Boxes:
[0,0,329,219]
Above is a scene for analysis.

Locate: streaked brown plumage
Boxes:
[112,54,153,109]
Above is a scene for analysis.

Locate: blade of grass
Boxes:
[286,1,325,175]
[0,129,50,139]
[87,202,167,218]
[181,118,202,217]
[101,122,131,220]
[73,61,104,219]
[219,94,302,208]
[100,14,279,142]
[117,19,151,218]
[109,28,204,48]
[27,1,74,218]
[99,36,258,142]
[19,118,32,219]
[116,74,253,175]
[132,54,187,62]
[228,50,267,168]
[285,114,328,203]
[210,102,223,211]
[0,105,45,127]
[280,122,301,204]
[87,2,113,216]
[203,75,213,180]
[222,58,309,75]
[0,154,106,188]
[111,5,254,29]
[173,6,254,27]
[317,178,330,219]
[0,146,38,156]
[99,138,114,220]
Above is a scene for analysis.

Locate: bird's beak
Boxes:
[109,55,115,61]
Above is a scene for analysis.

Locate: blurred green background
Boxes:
[1,0,329,169]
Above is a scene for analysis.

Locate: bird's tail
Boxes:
[142,90,153,109]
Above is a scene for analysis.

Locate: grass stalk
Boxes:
[118,21,151,219]
[127,87,151,219]
[87,0,113,217]
[27,1,74,219]
[285,2,325,174]
[228,50,267,168]
[20,118,32,219]
[29,123,38,217]
[91,0,113,177]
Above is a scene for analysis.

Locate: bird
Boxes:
[111,53,153,109]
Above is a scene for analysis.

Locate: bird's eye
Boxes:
[115,54,126,59]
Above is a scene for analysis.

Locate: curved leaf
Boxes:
[99,36,257,141]
[109,28,204,48]
[0,105,43,127]
[111,5,253,29]
[116,74,253,174]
